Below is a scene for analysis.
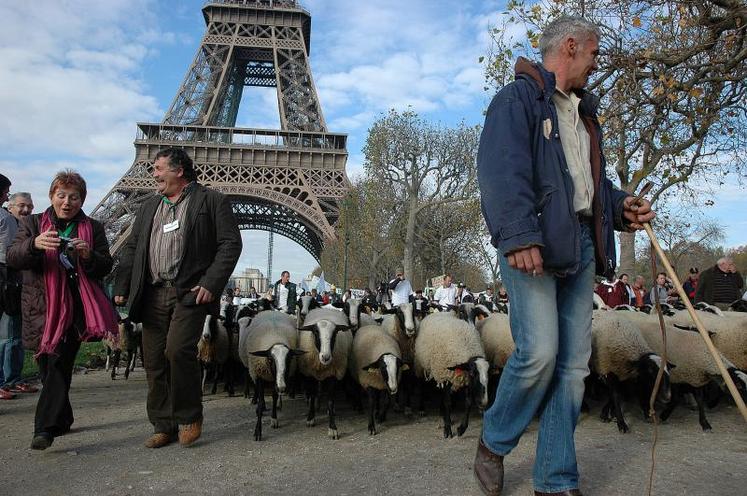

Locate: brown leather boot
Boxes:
[144,432,176,449]
[534,490,583,496]
[178,420,202,446]
[473,438,504,496]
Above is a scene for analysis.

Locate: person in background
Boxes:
[410,288,430,318]
[113,148,242,449]
[648,272,671,305]
[273,270,297,315]
[0,193,37,397]
[8,171,119,450]
[433,274,457,310]
[361,287,377,312]
[631,275,647,308]
[696,257,742,310]
[342,289,352,303]
[311,288,321,303]
[389,269,413,306]
[248,286,259,299]
[496,284,509,304]
[682,267,699,303]
[0,174,17,401]
[594,273,627,308]
[479,287,496,309]
[618,273,635,306]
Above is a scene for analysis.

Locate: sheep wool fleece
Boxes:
[349,325,402,390]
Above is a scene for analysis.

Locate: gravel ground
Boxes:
[1,369,745,496]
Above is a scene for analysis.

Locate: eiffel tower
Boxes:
[92,0,349,262]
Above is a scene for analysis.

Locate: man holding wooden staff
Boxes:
[474,16,655,496]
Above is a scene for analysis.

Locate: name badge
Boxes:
[163,220,180,233]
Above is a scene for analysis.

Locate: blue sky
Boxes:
[0,0,743,284]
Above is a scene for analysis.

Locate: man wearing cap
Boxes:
[410,288,430,319]
[388,269,412,306]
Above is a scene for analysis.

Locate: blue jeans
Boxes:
[482,222,594,493]
[0,313,25,387]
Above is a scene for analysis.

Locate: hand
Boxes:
[69,238,91,260]
[507,246,544,276]
[191,285,214,305]
[623,197,655,230]
[114,296,127,306]
[34,230,61,251]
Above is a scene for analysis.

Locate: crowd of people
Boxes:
[594,259,746,311]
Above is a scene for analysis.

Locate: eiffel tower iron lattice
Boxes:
[91,0,349,262]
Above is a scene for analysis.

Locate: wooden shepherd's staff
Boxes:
[634,183,747,423]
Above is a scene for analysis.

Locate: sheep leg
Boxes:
[306,377,317,427]
[457,387,473,437]
[124,350,133,380]
[104,347,111,371]
[402,371,413,417]
[326,377,339,439]
[693,387,712,432]
[271,386,280,429]
[244,369,253,399]
[201,364,207,392]
[211,364,220,395]
[487,374,498,409]
[441,384,453,439]
[110,349,121,380]
[226,360,235,397]
[254,380,265,441]
[659,388,679,423]
[377,392,390,423]
[367,388,378,435]
[417,378,426,417]
[608,376,629,433]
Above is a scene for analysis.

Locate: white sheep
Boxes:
[349,324,405,435]
[238,311,302,441]
[669,310,747,370]
[474,313,514,408]
[297,307,353,439]
[380,302,418,415]
[197,313,232,394]
[590,310,673,433]
[622,311,747,431]
[414,312,489,438]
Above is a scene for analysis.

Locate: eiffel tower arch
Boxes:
[91,0,349,262]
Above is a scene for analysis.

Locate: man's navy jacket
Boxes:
[477,57,630,278]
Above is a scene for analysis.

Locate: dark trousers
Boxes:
[141,285,207,434]
[34,332,81,436]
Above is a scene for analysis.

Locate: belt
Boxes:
[149,280,176,288]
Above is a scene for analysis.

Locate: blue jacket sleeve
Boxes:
[605,178,631,231]
[477,83,543,255]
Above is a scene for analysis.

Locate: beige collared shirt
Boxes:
[552,89,594,216]
[148,185,193,283]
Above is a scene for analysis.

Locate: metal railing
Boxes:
[204,0,306,11]
[136,123,347,151]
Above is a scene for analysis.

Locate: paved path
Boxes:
[1,370,745,495]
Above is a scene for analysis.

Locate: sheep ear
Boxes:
[673,324,697,332]
[250,350,271,357]
[238,316,252,328]
[447,362,470,372]
[667,362,676,370]
[381,306,397,315]
[290,349,306,357]
[374,316,385,323]
[335,324,350,331]
[400,363,410,372]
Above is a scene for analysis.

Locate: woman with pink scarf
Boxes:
[8,170,118,450]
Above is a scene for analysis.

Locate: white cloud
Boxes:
[0,0,166,159]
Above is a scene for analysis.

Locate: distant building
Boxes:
[229,267,267,294]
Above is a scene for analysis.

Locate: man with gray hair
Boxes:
[695,257,743,309]
[0,192,37,396]
[475,16,654,495]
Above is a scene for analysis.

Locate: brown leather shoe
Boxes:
[144,432,176,449]
[473,438,504,496]
[0,388,16,400]
[178,420,202,446]
[534,490,583,496]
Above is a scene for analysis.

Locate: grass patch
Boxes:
[22,341,108,379]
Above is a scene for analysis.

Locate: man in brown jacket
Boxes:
[114,148,242,448]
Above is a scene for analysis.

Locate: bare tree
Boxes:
[483,0,747,275]
[363,109,481,279]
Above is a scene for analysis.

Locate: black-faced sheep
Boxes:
[381,302,419,415]
[197,311,237,396]
[296,294,321,327]
[414,312,489,438]
[349,324,405,435]
[670,310,747,370]
[297,307,353,439]
[475,313,515,406]
[238,311,302,441]
[624,311,747,431]
[590,310,673,433]
[106,318,142,380]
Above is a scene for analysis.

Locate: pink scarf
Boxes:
[37,210,119,357]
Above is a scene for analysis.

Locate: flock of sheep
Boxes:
[109,294,747,441]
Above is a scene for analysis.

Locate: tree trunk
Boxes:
[618,231,636,277]
[403,197,418,279]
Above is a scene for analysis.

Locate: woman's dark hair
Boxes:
[0,173,10,191]
[155,147,198,182]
